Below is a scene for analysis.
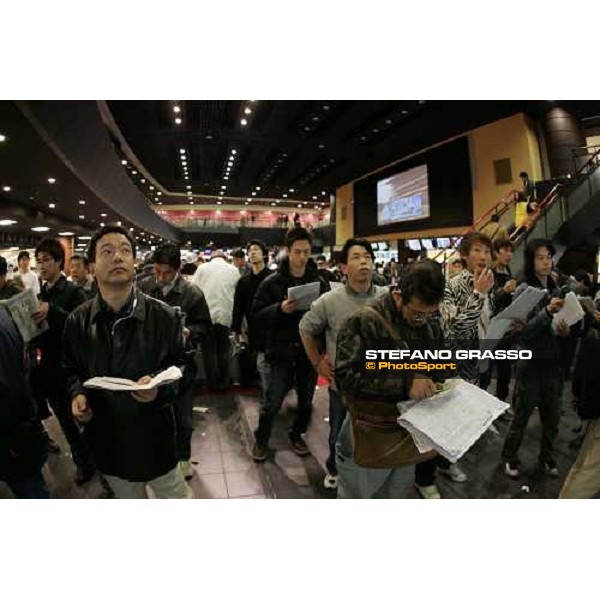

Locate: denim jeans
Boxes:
[254,359,317,445]
[335,415,413,499]
[502,375,564,464]
[5,470,50,499]
[256,352,271,396]
[326,388,347,476]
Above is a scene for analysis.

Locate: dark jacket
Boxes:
[62,288,185,481]
[0,308,47,479]
[571,324,600,419]
[335,292,446,405]
[252,258,329,364]
[0,280,23,300]
[231,266,270,353]
[36,275,89,372]
[138,274,212,348]
[490,266,513,316]
[515,276,566,375]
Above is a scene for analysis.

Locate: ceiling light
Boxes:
[217,201,222,205]
[157,192,162,196]
[221,185,226,190]
[78,236,91,240]
[318,144,325,149]
[312,196,317,200]
[289,188,295,192]
[231,149,237,155]
[130,228,134,232]
[283,194,287,198]
[240,118,248,126]
[271,202,276,206]
[256,186,261,191]
[244,107,252,115]
[180,148,186,154]
[48,178,56,184]
[360,136,367,141]
[297,204,302,208]
[189,201,194,205]
[173,106,181,113]
[247,198,252,202]
[79,215,85,219]
[252,192,256,196]
[121,160,127,165]
[31,226,50,232]
[58,232,74,236]
[322,191,327,195]
[101,213,107,217]
[175,118,182,125]
[402,110,408,115]
[205,134,213,140]
[186,185,191,190]
[227,161,233,166]
[117,221,122,226]
[224,176,229,180]
[141,178,146,183]
[132,170,137,175]
[2,186,11,192]
[79,200,85,205]
[0,134,6,142]
[149,186,154,190]
[0,219,17,226]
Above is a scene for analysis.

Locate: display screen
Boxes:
[421,239,434,250]
[436,237,451,248]
[377,164,430,226]
[407,239,422,251]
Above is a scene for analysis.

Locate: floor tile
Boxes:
[224,468,264,497]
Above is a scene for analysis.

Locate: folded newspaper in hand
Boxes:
[0,288,49,342]
[397,379,508,463]
[84,366,183,391]
[287,282,320,311]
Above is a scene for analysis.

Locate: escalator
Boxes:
[433,146,600,278]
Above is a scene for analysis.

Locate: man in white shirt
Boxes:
[191,250,240,390]
[17,250,40,297]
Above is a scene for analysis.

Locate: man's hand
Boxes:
[556,319,570,338]
[31,301,50,324]
[409,377,437,401]
[547,297,564,314]
[593,310,600,325]
[474,268,494,295]
[131,376,158,403]
[281,297,298,314]
[72,394,93,423]
[503,279,517,294]
[316,355,333,384]
[183,327,191,340]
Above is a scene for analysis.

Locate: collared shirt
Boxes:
[300,282,388,389]
[161,273,180,298]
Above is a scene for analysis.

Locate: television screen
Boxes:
[436,237,451,248]
[421,239,434,250]
[407,239,422,251]
[377,164,430,226]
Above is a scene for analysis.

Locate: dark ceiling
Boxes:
[3,100,600,251]
[107,100,558,209]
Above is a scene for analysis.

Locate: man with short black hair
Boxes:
[250,227,330,460]
[232,248,248,275]
[335,260,447,498]
[138,243,212,479]
[232,239,270,386]
[300,238,387,489]
[315,254,340,283]
[69,253,96,298]
[17,250,40,296]
[31,237,94,485]
[63,225,190,498]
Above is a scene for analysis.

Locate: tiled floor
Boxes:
[1,380,593,499]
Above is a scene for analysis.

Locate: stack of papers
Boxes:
[397,379,508,463]
[84,366,182,391]
[287,282,320,311]
[552,291,585,329]
[0,288,48,342]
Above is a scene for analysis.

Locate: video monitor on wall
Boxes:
[407,239,422,251]
[377,164,430,226]
[421,239,434,251]
[436,237,451,248]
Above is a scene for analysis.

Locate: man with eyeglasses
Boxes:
[334,260,448,498]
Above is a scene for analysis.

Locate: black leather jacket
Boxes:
[251,258,329,364]
[62,288,185,481]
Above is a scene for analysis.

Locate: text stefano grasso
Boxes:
[364,349,533,361]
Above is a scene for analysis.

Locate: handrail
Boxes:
[429,188,520,262]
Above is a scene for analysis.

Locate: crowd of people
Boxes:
[1,224,600,499]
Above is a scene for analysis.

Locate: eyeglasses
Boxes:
[404,304,440,323]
